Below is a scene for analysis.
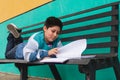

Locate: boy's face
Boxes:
[43,26,61,43]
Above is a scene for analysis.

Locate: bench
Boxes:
[0,1,120,80]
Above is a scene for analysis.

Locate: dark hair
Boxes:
[44,16,63,31]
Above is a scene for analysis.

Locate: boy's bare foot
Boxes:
[7,23,21,38]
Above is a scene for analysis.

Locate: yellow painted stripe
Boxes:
[0,0,52,23]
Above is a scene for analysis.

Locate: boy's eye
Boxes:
[52,30,60,34]
[52,30,55,33]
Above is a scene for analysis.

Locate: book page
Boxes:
[56,39,87,59]
[40,39,87,63]
[40,57,69,63]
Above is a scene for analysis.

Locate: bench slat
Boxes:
[62,20,118,34]
[63,10,118,26]
[61,31,118,42]
[87,41,118,48]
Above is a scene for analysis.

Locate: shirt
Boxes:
[15,31,62,62]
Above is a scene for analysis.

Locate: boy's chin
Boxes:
[49,40,54,42]
[48,39,54,42]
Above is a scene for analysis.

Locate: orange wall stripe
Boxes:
[0,0,52,23]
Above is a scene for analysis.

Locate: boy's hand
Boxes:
[48,48,58,56]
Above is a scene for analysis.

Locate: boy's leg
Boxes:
[5,45,17,59]
[14,36,23,46]
[5,23,23,59]
[5,33,16,58]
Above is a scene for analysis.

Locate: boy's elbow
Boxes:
[24,57,30,62]
[23,52,31,62]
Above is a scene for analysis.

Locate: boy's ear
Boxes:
[43,26,47,31]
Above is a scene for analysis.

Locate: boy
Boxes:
[5,16,63,62]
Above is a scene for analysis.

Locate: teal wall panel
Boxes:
[0,0,119,80]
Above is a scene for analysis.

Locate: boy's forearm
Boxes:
[26,49,58,62]
[39,50,48,59]
[28,50,48,62]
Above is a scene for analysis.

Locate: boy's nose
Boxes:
[54,33,57,37]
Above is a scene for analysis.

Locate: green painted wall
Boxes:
[0,0,120,80]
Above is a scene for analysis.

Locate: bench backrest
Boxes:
[21,2,119,55]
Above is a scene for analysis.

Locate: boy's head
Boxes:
[43,16,63,43]
[44,16,63,31]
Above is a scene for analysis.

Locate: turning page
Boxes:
[56,39,87,58]
[40,39,87,63]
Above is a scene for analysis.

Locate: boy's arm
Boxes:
[29,49,49,62]
[23,33,49,62]
[23,36,63,62]
[23,41,49,62]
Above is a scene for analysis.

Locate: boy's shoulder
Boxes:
[31,31,43,38]
[34,31,43,37]
[32,31,44,41]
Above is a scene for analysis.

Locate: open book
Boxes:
[40,39,88,63]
